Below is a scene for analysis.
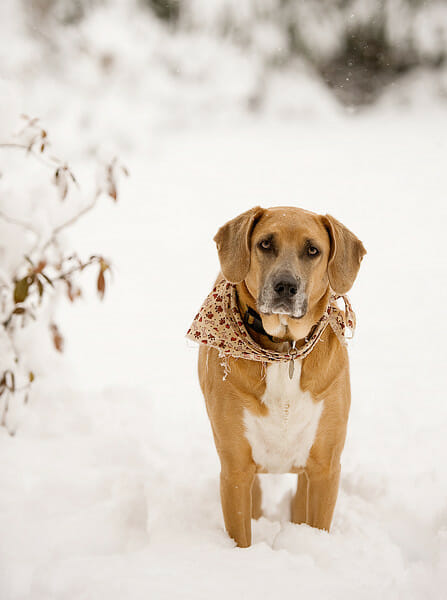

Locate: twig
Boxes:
[41,195,99,251]
[54,257,98,281]
[0,142,58,170]
[0,210,40,238]
[1,392,9,428]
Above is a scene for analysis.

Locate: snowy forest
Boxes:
[0,1,446,599]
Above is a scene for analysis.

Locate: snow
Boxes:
[1,3,447,599]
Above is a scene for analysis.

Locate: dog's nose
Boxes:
[273,276,299,298]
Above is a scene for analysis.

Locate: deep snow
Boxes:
[1,112,446,599]
[1,4,447,600]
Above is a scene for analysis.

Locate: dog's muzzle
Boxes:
[258,272,308,318]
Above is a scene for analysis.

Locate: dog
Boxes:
[188,206,366,547]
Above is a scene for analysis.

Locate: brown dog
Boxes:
[194,206,366,547]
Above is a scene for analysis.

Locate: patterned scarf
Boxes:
[186,279,356,375]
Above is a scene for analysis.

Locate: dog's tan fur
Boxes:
[198,206,366,547]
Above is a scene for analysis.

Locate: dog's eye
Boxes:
[259,239,271,250]
[307,246,320,257]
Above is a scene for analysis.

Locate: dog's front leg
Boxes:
[291,465,341,531]
[220,463,256,547]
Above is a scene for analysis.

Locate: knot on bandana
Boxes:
[186,279,356,370]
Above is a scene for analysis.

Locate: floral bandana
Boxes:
[186,278,355,378]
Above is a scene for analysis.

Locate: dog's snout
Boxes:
[273,276,299,299]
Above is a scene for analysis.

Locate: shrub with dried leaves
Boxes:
[0,115,127,433]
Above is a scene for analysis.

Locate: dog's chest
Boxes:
[243,360,323,474]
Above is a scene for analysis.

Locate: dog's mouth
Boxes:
[272,303,307,319]
[258,297,308,320]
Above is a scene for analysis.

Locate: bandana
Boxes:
[186,278,355,376]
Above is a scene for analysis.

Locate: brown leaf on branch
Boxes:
[65,279,74,302]
[34,260,47,274]
[65,280,82,302]
[96,258,110,300]
[50,322,64,353]
[39,272,53,287]
[37,278,44,299]
[106,162,118,202]
[4,371,15,392]
[54,167,68,200]
[109,182,117,201]
[97,269,106,299]
[103,158,128,203]
[14,276,32,304]
[0,370,16,393]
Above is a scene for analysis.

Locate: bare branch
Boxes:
[41,195,99,252]
[0,142,58,170]
[0,210,40,238]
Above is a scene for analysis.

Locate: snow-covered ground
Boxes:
[1,4,447,599]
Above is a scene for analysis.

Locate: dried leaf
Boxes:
[40,272,53,287]
[97,269,106,300]
[68,169,78,185]
[50,323,64,353]
[65,280,81,303]
[28,371,35,383]
[35,260,46,274]
[26,136,37,153]
[37,278,44,298]
[106,163,118,202]
[14,277,30,303]
[4,371,15,392]
[53,167,68,201]
[65,279,74,302]
[12,307,26,315]
[107,175,117,202]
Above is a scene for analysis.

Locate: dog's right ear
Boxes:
[214,206,264,283]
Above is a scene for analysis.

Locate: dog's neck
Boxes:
[236,281,330,353]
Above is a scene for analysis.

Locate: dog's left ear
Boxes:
[214,206,264,283]
[321,214,366,294]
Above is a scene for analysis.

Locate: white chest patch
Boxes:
[243,360,323,474]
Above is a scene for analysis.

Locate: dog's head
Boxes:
[214,206,366,340]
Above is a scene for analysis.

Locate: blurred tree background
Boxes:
[24,0,447,105]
